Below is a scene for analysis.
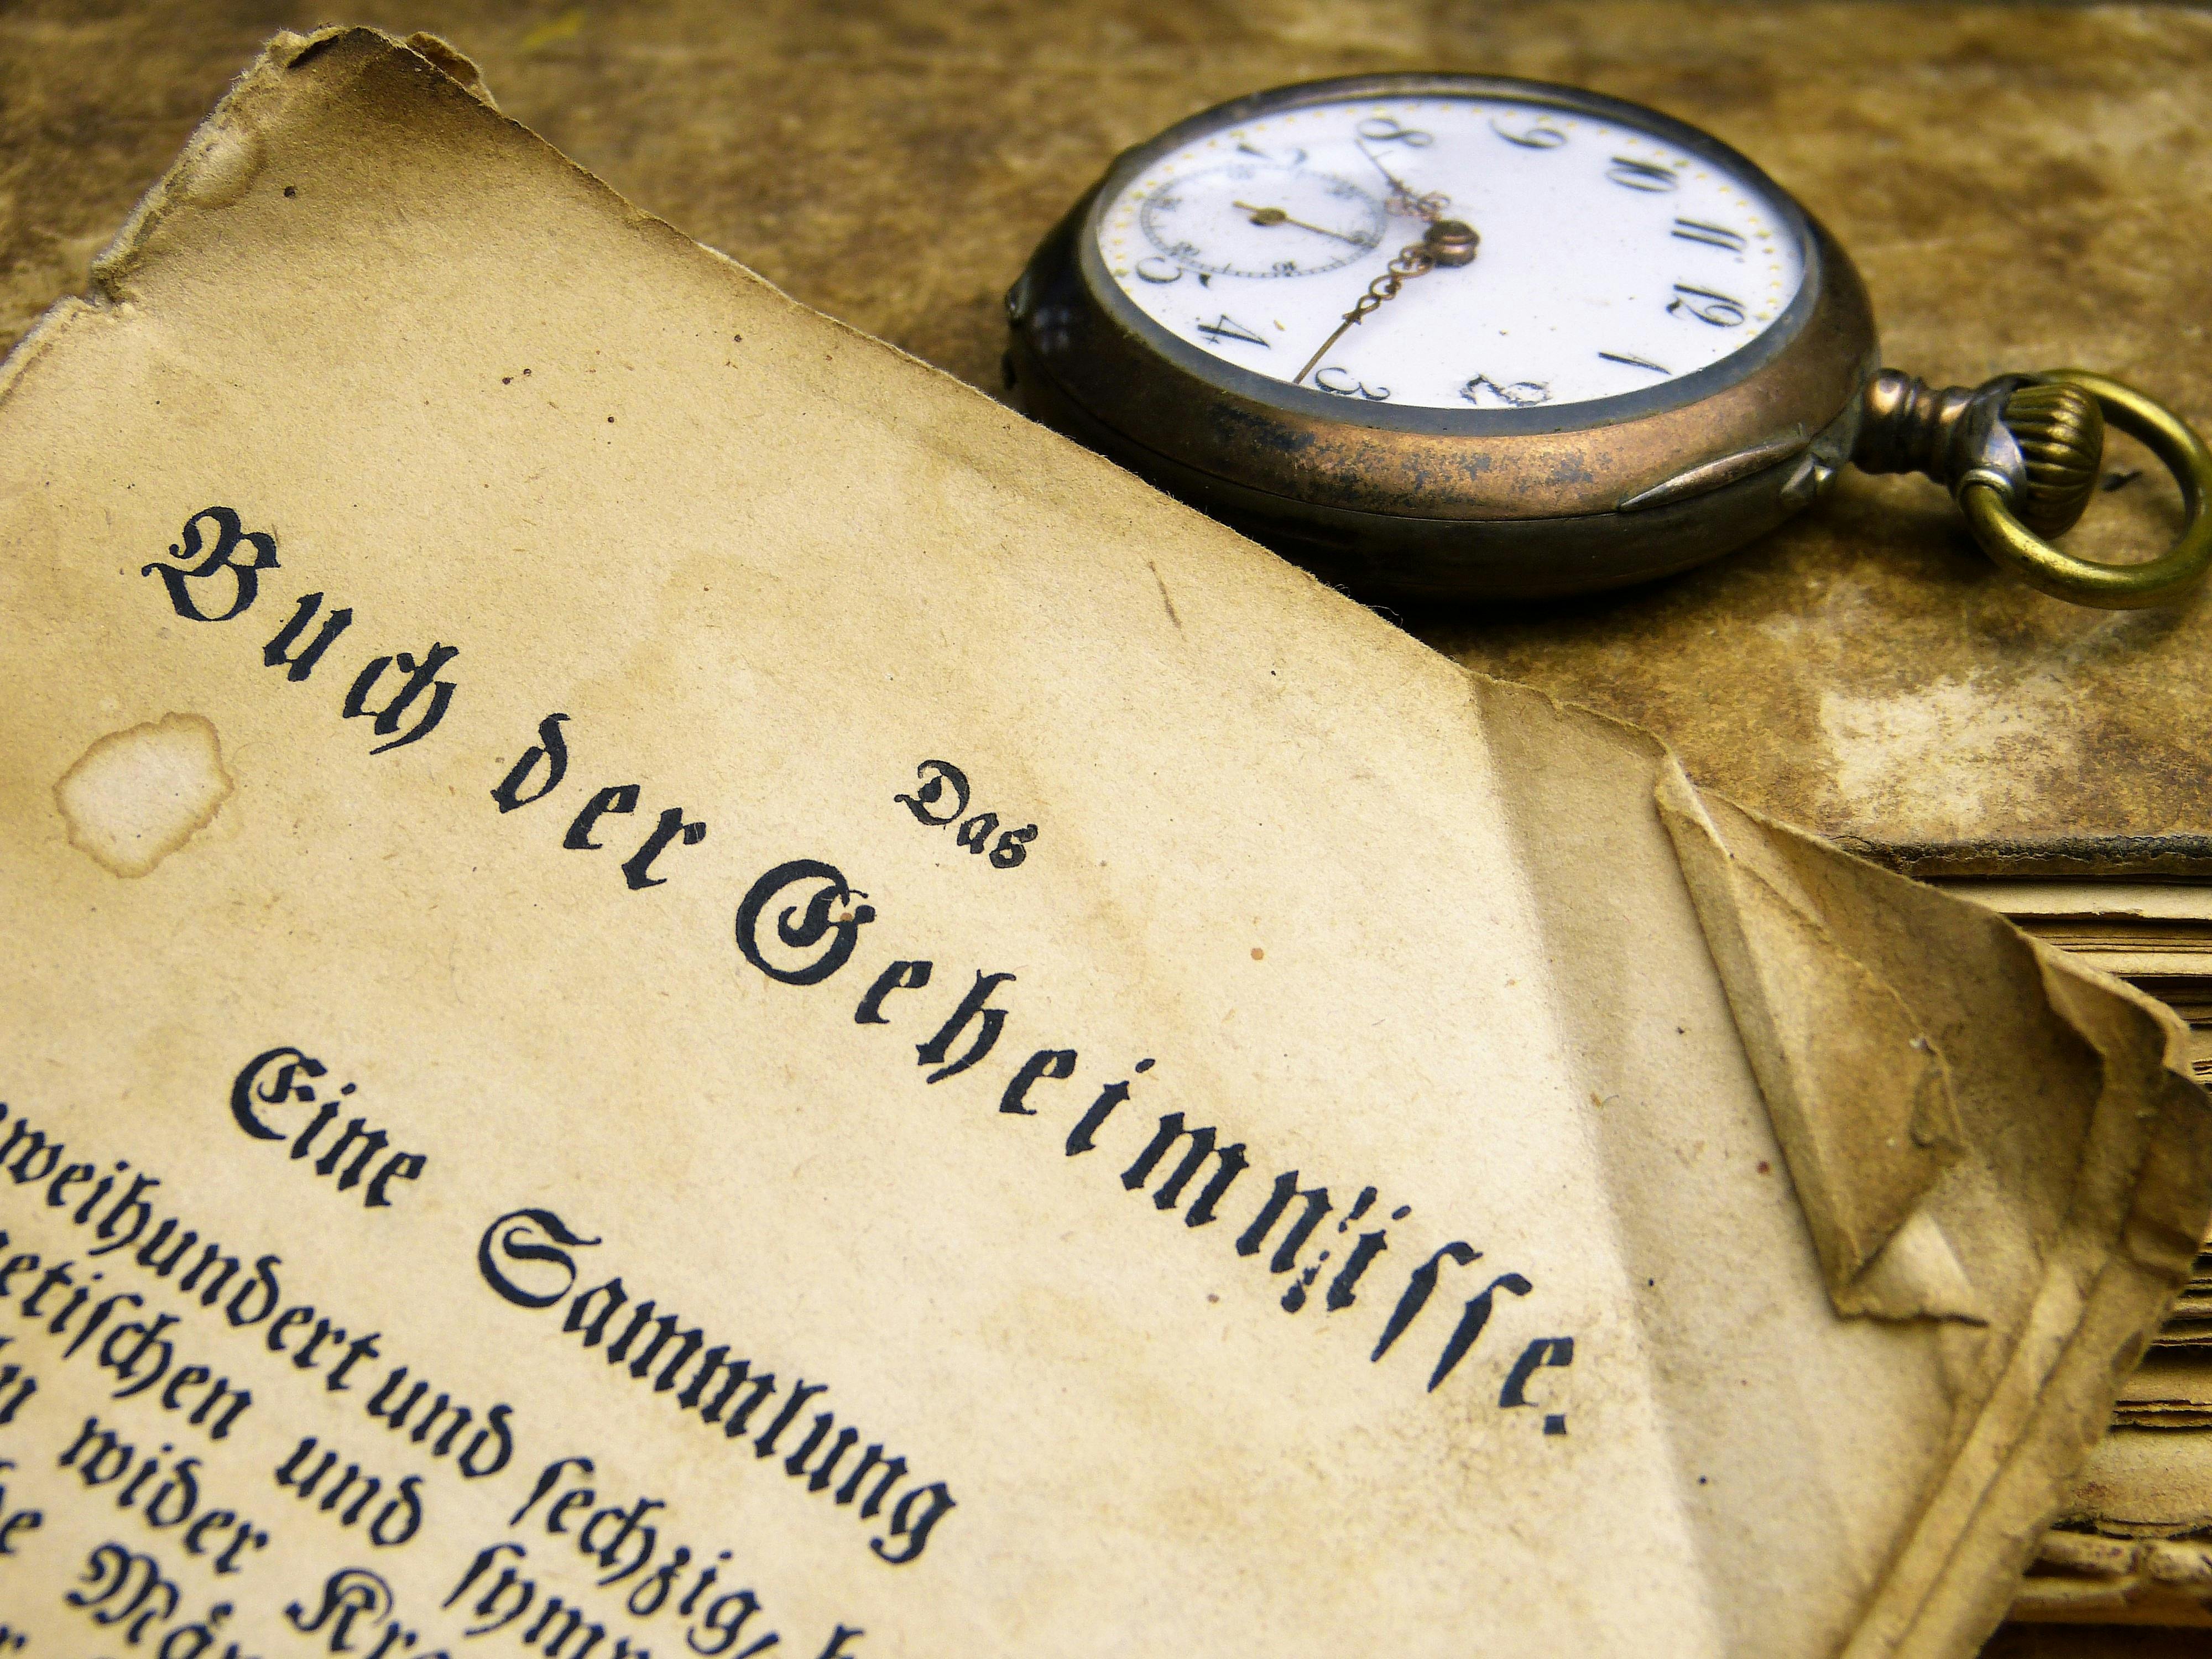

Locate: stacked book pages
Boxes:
[1953,882,2212,1630]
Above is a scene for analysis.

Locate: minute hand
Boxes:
[1292,220,1479,387]
[1357,140,1451,223]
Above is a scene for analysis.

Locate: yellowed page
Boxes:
[0,30,2203,1659]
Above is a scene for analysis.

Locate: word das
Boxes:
[493,713,707,893]
[65,1540,258,1656]
[231,1047,429,1209]
[0,1239,252,1441]
[0,1098,514,1477]
[142,507,458,757]
[731,859,1575,1426]
[893,760,1036,869]
[0,1459,43,1556]
[479,1213,954,1567]
[0,1334,34,1426]
[288,1567,448,1659]
[274,1436,425,1547]
[58,1416,268,1572]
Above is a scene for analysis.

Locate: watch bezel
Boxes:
[1077,72,1824,437]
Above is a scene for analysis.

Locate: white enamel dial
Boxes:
[1098,93,1805,412]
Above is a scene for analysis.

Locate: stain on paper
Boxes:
[55,713,232,877]
[176,123,266,210]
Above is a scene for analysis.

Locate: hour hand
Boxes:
[1232,201,1369,247]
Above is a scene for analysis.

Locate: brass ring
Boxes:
[1959,369,2212,609]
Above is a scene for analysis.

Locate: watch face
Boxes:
[1092,82,1809,416]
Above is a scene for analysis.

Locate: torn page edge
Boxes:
[1849,1169,2210,1658]
[395,33,498,108]
[0,30,466,411]
[87,29,489,306]
[1652,760,2212,1658]
[1656,760,1978,1322]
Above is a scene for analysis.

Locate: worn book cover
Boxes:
[0,29,2206,1658]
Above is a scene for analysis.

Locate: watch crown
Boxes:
[1422,219,1479,267]
[2001,380,2104,538]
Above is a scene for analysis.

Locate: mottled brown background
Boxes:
[2,1,2206,1649]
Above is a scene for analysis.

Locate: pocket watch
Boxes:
[1004,73,2211,607]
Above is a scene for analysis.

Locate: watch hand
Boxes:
[1354,140,1451,223]
[1232,201,1370,247]
[1292,220,1479,387]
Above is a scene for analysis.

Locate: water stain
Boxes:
[176,121,264,210]
[54,713,232,877]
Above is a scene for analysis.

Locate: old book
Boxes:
[1946,882,2212,1628]
[0,29,2206,1658]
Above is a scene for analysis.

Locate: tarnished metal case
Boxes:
[1005,74,1880,602]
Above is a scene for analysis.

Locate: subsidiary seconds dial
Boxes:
[1138,160,1385,279]
[1099,95,1803,409]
